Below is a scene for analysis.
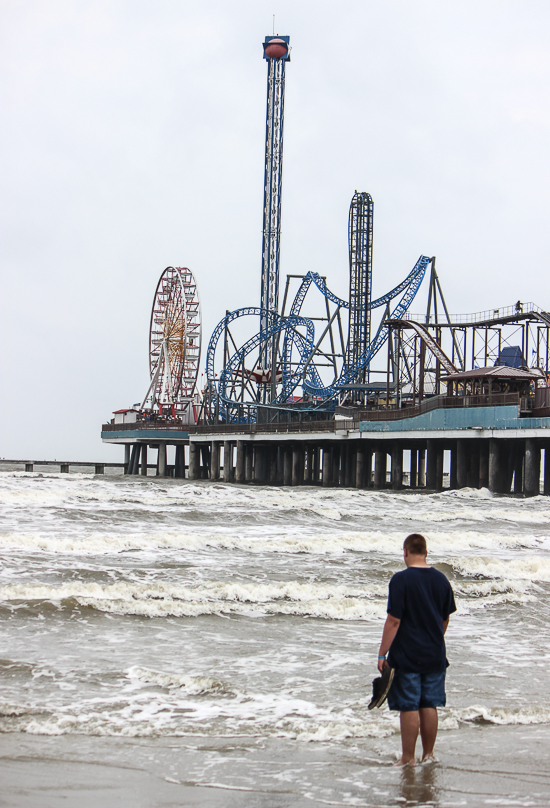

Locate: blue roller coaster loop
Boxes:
[301,255,431,399]
[206,307,315,420]
[206,256,432,420]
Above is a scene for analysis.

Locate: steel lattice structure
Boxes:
[346,191,373,384]
[259,35,290,379]
[203,38,433,423]
[205,239,432,420]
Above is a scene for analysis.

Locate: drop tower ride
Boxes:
[259,35,290,386]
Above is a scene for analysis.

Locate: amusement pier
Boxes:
[101,34,550,496]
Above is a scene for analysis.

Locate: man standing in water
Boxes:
[377,534,456,766]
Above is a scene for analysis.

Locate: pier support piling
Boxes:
[129,444,140,475]
[200,445,210,479]
[269,446,279,483]
[124,445,130,475]
[392,445,403,491]
[435,443,444,491]
[457,441,468,489]
[283,446,292,486]
[304,446,312,485]
[211,442,220,481]
[157,443,167,478]
[479,442,489,489]
[188,443,199,480]
[322,447,332,487]
[235,441,245,483]
[175,445,185,478]
[467,443,480,489]
[419,449,426,487]
[544,448,550,496]
[356,447,365,489]
[292,446,302,486]
[449,445,457,490]
[488,439,501,493]
[374,449,386,489]
[140,445,148,476]
[524,439,540,497]
[410,449,418,489]
[426,440,437,490]
[223,441,233,482]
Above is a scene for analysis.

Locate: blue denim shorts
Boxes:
[386,669,446,712]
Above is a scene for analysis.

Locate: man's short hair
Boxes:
[403,533,427,555]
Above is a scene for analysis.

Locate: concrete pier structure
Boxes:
[101,398,550,495]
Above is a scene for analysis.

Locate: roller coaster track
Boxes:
[207,256,433,419]
[296,255,432,399]
[391,320,457,375]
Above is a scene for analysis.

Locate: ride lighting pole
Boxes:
[260,35,290,399]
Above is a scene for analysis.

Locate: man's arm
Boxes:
[443,617,449,634]
[378,614,401,672]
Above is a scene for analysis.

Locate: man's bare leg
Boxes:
[397,711,419,765]
[419,707,438,760]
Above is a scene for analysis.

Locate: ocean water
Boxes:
[2,469,550,806]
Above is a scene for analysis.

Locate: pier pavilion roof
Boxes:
[441,366,544,383]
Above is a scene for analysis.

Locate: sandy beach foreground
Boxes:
[2,725,550,807]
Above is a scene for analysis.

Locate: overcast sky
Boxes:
[1,0,549,461]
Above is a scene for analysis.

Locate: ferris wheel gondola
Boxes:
[141,266,201,417]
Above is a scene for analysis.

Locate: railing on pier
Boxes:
[190,420,348,435]
[101,421,189,432]
[189,393,521,434]
[345,392,521,423]
[404,303,546,327]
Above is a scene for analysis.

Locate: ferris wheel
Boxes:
[141,266,201,416]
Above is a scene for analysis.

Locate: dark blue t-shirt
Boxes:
[387,566,456,674]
